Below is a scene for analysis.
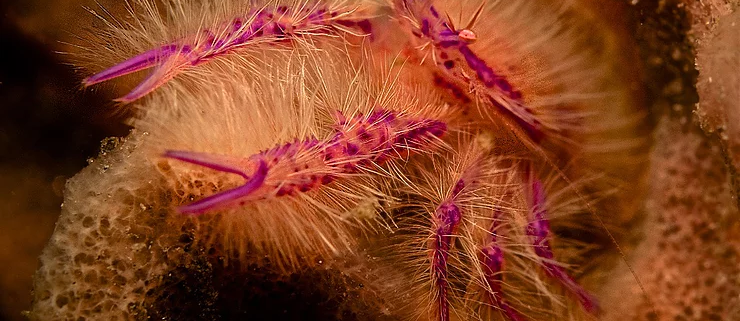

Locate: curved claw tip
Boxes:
[113,96,135,104]
[168,159,269,215]
[177,204,208,216]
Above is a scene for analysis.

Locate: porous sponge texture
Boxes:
[29,133,187,320]
[600,118,740,321]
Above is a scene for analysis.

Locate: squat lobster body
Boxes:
[395,0,543,141]
[29,0,649,320]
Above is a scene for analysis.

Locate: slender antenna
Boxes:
[444,11,456,31]
[464,1,486,30]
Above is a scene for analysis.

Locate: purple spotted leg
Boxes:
[526,179,600,314]
[480,210,526,321]
[85,4,373,103]
[431,201,461,321]
[428,169,480,321]
[164,109,446,214]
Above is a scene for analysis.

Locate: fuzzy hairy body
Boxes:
[30,0,649,320]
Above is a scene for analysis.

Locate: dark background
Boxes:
[0,1,130,319]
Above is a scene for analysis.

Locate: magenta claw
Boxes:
[113,63,182,103]
[83,46,178,86]
[163,150,256,178]
[163,150,268,214]
[177,160,268,215]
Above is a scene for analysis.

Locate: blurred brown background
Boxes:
[0,1,130,320]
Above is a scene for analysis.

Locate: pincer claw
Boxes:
[163,150,268,214]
